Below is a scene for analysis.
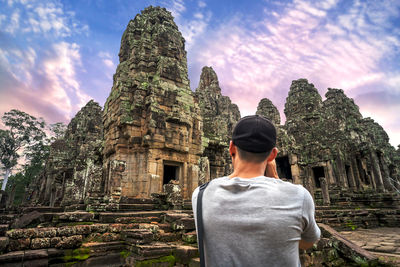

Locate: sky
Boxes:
[0,0,400,147]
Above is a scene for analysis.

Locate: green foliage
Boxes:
[345,220,358,231]
[120,250,131,258]
[0,130,18,170]
[64,248,91,262]
[49,122,67,141]
[0,109,66,205]
[135,255,175,267]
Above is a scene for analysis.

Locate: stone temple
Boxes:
[1,6,400,266]
[25,7,400,209]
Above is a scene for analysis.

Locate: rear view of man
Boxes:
[192,115,320,267]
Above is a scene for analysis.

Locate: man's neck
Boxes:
[228,161,266,179]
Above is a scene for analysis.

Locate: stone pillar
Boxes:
[351,157,362,190]
[304,168,315,200]
[370,151,385,192]
[356,156,366,185]
[198,157,210,186]
[378,153,392,191]
[291,164,301,184]
[290,154,300,184]
[326,161,335,185]
[347,163,357,191]
[335,154,348,188]
[319,177,330,205]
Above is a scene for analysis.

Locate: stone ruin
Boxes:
[1,5,400,267]
[26,100,103,208]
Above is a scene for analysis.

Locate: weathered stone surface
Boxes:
[174,245,199,264]
[256,98,281,125]
[8,6,398,267]
[195,66,240,179]
[55,235,83,249]
[27,100,103,207]
[57,211,95,222]
[30,237,51,249]
[0,236,9,252]
[11,211,42,228]
[102,6,203,201]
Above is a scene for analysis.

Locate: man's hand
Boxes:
[299,240,315,250]
[265,159,279,179]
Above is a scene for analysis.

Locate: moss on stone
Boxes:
[64,247,91,262]
[120,250,131,258]
[135,255,175,267]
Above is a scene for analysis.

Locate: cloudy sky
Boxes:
[1,0,399,147]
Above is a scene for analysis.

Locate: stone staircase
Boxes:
[0,202,200,266]
[315,188,400,230]
[1,189,399,266]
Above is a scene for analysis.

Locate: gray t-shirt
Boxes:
[192,176,320,267]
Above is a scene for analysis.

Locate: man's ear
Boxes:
[229,141,237,157]
[267,147,278,162]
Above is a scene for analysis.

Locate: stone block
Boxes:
[6,228,36,239]
[55,235,83,249]
[172,217,195,231]
[90,223,109,233]
[56,211,95,222]
[31,237,51,249]
[8,238,30,251]
[189,257,200,267]
[0,236,9,252]
[132,242,174,258]
[0,250,24,263]
[74,224,92,235]
[0,224,8,236]
[35,227,57,238]
[158,232,181,242]
[101,232,120,242]
[174,245,199,264]
[57,226,76,237]
[11,211,42,229]
[50,237,62,247]
[182,231,197,244]
[123,229,153,245]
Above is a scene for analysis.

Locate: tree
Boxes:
[49,122,67,141]
[0,130,18,190]
[0,109,46,191]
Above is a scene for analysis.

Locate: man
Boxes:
[192,115,320,267]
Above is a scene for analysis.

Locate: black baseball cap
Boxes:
[232,115,276,153]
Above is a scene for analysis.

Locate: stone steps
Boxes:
[99,211,165,223]
[119,197,158,205]
[116,203,157,211]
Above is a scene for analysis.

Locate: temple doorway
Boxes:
[275,156,292,180]
[163,162,181,184]
[312,166,324,188]
[345,165,351,187]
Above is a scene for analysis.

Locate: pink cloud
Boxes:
[188,0,400,146]
[0,41,91,125]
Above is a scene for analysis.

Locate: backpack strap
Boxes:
[197,181,210,267]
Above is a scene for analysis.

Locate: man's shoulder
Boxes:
[192,177,227,199]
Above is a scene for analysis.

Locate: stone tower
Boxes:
[102,6,203,200]
[195,66,240,179]
[256,98,281,125]
[256,98,299,183]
